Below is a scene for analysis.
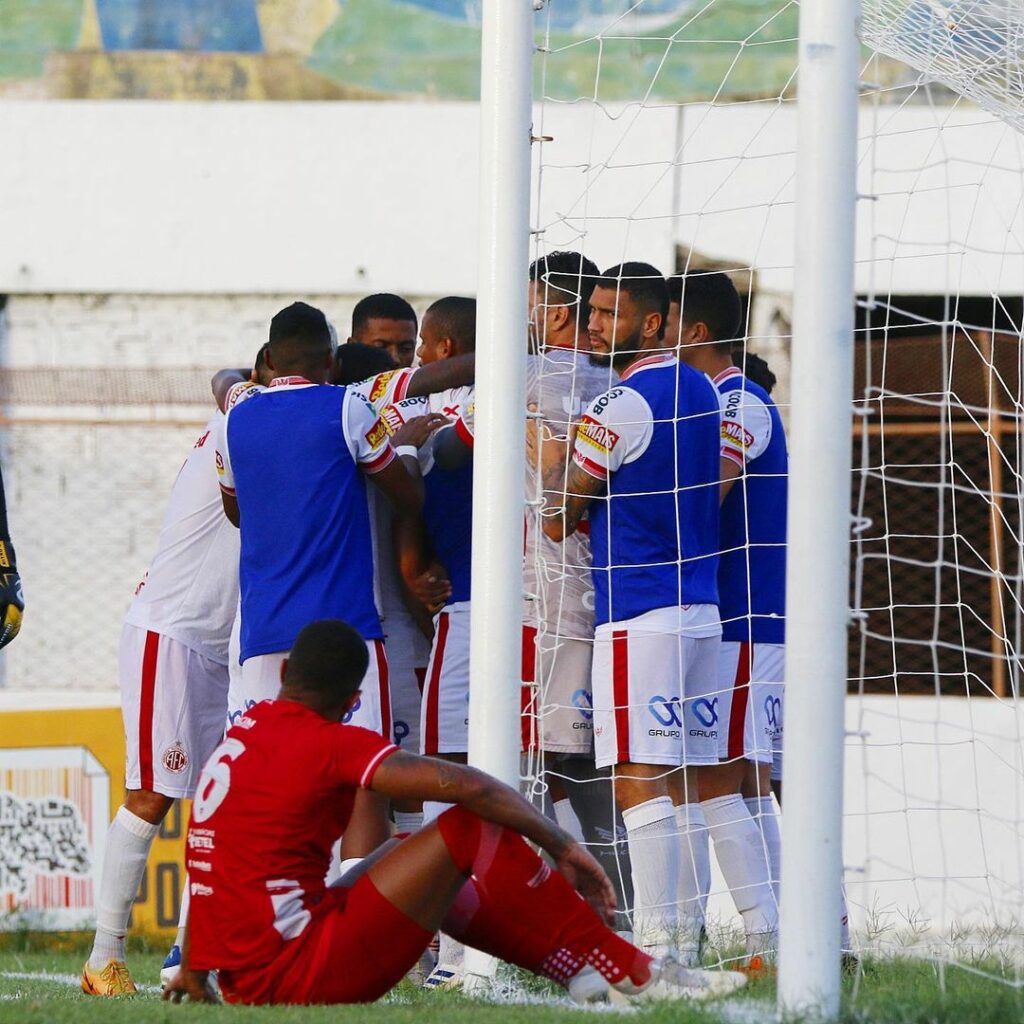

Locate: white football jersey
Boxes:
[124,412,242,665]
[525,348,612,640]
[349,369,433,663]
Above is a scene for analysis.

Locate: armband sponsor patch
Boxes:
[225,380,258,410]
[576,414,619,456]
[215,451,226,477]
[365,417,389,450]
[369,370,398,404]
[722,420,754,450]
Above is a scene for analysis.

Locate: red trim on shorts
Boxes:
[374,639,392,742]
[727,641,752,760]
[424,612,450,755]
[520,625,538,751]
[612,630,631,764]
[139,630,160,790]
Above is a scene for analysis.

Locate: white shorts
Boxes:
[231,639,392,739]
[384,617,430,751]
[522,626,594,755]
[717,641,784,774]
[225,603,244,731]
[421,602,470,755]
[120,624,229,800]
[592,605,722,770]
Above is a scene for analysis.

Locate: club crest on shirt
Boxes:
[369,371,398,404]
[576,415,619,455]
[365,417,389,450]
[162,742,189,774]
[722,420,754,450]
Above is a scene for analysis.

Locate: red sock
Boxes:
[436,807,652,988]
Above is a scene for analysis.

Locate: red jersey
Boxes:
[186,700,397,971]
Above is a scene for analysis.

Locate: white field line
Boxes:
[0,970,160,995]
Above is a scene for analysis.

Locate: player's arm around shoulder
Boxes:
[541,384,650,542]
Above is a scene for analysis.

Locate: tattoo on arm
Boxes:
[436,760,460,793]
[540,445,606,539]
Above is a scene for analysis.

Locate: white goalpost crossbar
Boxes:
[778,0,860,1018]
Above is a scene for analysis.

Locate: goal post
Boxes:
[463,0,534,989]
[777,0,860,1018]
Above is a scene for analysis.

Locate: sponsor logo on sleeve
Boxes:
[381,404,406,435]
[215,451,226,477]
[722,419,754,450]
[369,370,398,405]
[365,417,389,450]
[576,414,620,456]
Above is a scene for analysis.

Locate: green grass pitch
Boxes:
[1,934,1022,1024]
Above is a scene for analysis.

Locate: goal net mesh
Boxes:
[526,0,1024,985]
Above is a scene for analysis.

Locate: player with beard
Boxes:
[541,263,775,969]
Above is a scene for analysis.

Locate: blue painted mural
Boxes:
[95,0,263,52]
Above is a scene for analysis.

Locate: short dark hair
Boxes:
[597,262,670,339]
[331,342,397,386]
[267,301,333,368]
[733,350,777,395]
[254,342,269,374]
[351,293,418,336]
[283,620,369,704]
[425,296,477,354]
[529,251,599,324]
[671,271,742,347]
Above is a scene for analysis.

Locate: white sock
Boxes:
[744,795,782,905]
[621,796,680,959]
[90,806,160,968]
[174,882,190,950]
[675,802,710,962]
[702,794,778,957]
[422,801,452,827]
[553,797,585,843]
[394,811,423,834]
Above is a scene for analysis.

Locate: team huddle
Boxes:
[79,256,838,1006]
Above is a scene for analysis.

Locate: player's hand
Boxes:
[392,413,449,450]
[409,562,452,614]
[0,541,24,651]
[554,841,617,927]
[162,968,219,1004]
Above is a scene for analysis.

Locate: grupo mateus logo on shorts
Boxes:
[690,697,719,739]
[647,694,682,738]
[572,688,593,729]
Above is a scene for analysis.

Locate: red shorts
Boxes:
[218,876,431,1005]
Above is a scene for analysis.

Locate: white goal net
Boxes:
[525,0,1024,989]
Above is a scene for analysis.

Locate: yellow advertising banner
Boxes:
[0,706,184,937]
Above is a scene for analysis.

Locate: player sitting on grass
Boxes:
[164,619,746,1007]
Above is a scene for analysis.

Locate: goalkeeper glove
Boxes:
[0,539,23,650]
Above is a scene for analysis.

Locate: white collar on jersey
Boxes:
[713,366,744,385]
[268,376,317,389]
[619,352,677,381]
